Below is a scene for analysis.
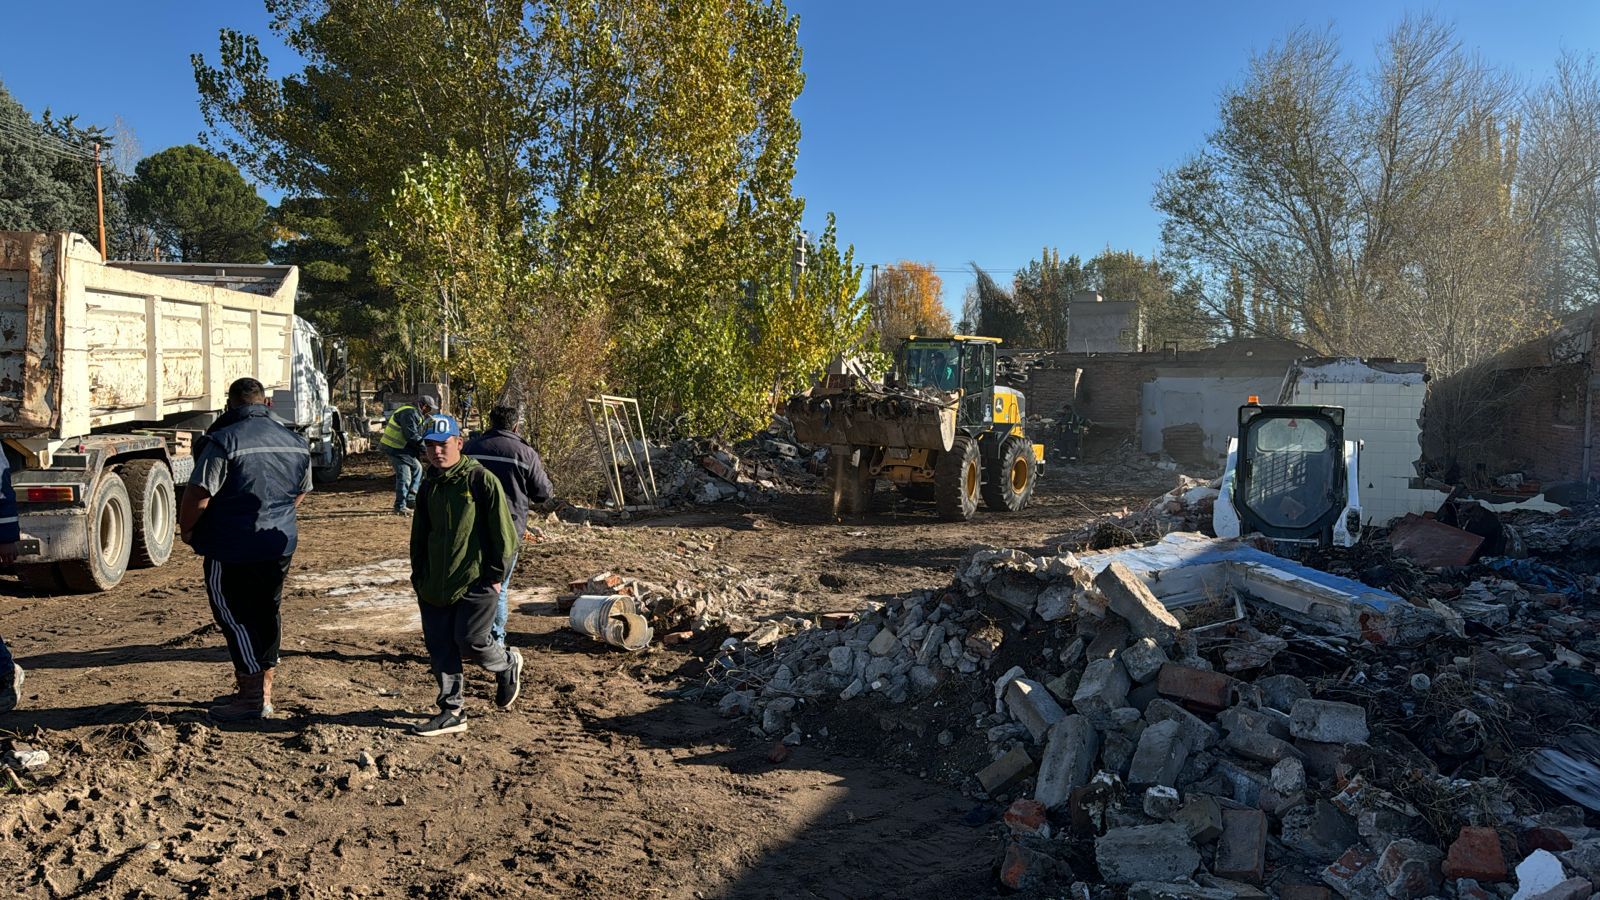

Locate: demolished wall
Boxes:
[1424,309,1600,489]
[1010,339,1304,464]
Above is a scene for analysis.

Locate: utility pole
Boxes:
[93,143,107,260]
[870,263,880,334]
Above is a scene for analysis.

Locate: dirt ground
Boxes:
[0,454,1170,899]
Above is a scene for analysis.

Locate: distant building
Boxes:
[1068,290,1143,352]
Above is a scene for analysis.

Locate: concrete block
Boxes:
[1127,883,1235,900]
[1214,808,1268,884]
[1145,698,1219,751]
[1289,699,1370,744]
[1035,715,1100,809]
[1127,719,1189,788]
[1258,673,1311,711]
[1143,784,1181,819]
[1006,678,1067,743]
[867,626,899,657]
[998,839,1060,891]
[1072,657,1131,728]
[1174,793,1223,843]
[1280,799,1358,863]
[1374,838,1443,899]
[976,746,1035,796]
[1122,637,1170,683]
[1095,562,1181,646]
[1095,824,1201,885]
[1323,846,1381,898]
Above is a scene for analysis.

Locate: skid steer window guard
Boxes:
[1233,405,1347,542]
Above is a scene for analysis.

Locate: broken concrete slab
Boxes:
[1122,637,1170,683]
[1072,657,1131,727]
[976,746,1035,796]
[1095,824,1201,884]
[1035,715,1100,809]
[1096,562,1183,647]
[1290,699,1370,744]
[1005,678,1067,743]
[1127,719,1189,788]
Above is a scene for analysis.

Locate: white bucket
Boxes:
[568,595,654,651]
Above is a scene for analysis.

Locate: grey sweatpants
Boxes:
[418,587,511,712]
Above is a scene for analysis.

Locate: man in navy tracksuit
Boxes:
[178,377,313,723]
[0,451,22,713]
[463,406,554,646]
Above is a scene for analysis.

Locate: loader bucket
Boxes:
[785,392,957,452]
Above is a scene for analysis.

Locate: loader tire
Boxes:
[123,459,176,568]
[60,472,133,593]
[934,435,981,521]
[982,436,1036,512]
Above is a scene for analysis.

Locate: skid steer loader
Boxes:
[785,336,1045,521]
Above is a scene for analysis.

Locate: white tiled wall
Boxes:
[1284,378,1445,527]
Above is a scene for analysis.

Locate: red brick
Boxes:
[1443,826,1507,883]
[998,840,1057,891]
[1520,826,1574,855]
[1002,798,1050,837]
[1214,808,1267,883]
[1156,663,1236,713]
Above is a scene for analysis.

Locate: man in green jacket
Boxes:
[409,413,524,737]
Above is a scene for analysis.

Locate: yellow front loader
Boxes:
[785,336,1044,521]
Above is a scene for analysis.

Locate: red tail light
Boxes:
[22,486,77,502]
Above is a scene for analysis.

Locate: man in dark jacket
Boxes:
[410,413,524,737]
[379,395,435,516]
[178,378,312,724]
[0,452,22,713]
[463,405,554,645]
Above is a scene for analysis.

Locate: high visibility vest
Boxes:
[380,405,417,450]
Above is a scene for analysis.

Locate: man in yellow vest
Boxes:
[379,395,435,516]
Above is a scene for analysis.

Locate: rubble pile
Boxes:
[637,424,821,508]
[1057,475,1223,551]
[693,505,1600,897]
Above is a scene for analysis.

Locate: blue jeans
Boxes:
[491,549,519,645]
[383,446,423,511]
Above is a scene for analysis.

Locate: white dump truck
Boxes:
[0,231,345,592]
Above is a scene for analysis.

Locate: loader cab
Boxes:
[897,337,997,429]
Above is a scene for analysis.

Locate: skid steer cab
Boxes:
[789,335,1045,521]
[1214,398,1362,550]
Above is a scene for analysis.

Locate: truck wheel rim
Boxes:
[100,496,126,564]
[151,484,172,538]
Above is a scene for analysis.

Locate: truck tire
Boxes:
[982,436,1036,512]
[123,459,176,568]
[60,473,133,592]
[313,430,345,485]
[934,435,981,521]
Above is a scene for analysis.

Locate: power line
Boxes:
[0,117,98,161]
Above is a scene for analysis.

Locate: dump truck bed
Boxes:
[0,231,297,442]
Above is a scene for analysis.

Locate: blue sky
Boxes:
[4,1,1597,315]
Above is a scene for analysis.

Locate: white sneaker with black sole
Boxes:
[495,648,524,710]
[411,710,467,737]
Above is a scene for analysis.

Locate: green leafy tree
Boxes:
[1011,248,1088,349]
[0,79,133,255]
[126,144,270,262]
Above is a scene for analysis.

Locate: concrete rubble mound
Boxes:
[691,495,1600,896]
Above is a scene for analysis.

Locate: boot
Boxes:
[208,672,271,723]
[213,670,245,705]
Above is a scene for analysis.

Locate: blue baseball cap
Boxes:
[422,413,462,442]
